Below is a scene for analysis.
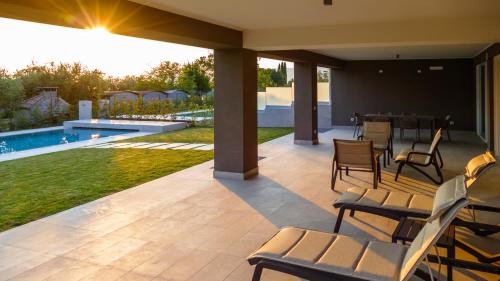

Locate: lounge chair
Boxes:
[248,176,469,281]
[394,128,444,184]
[331,139,381,190]
[333,151,497,234]
[358,121,393,167]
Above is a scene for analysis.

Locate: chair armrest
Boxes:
[406,151,432,164]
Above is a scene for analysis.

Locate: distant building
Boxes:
[104,90,188,106]
[21,87,70,116]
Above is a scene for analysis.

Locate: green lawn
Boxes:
[0,127,293,231]
[118,127,294,144]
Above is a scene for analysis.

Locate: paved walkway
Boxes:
[85,142,214,151]
[0,128,497,280]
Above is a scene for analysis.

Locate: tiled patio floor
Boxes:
[0,128,498,281]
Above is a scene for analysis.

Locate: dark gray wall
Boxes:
[331,59,474,130]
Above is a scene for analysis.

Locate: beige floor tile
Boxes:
[187,254,244,281]
[130,244,193,277]
[158,249,218,281]
[78,266,127,281]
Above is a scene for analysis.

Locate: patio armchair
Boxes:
[358,121,393,167]
[399,114,420,141]
[331,139,381,191]
[352,112,363,137]
[435,114,453,142]
[248,178,469,281]
[394,128,444,184]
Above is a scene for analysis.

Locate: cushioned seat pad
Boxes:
[248,227,408,281]
[334,187,433,214]
[395,148,430,165]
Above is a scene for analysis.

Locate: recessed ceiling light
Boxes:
[324,0,333,6]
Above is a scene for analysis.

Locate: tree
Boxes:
[0,78,25,119]
[318,69,329,82]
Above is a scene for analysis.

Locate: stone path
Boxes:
[85,142,214,151]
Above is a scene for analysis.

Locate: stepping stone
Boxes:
[133,143,168,148]
[171,143,208,150]
[151,143,188,149]
[193,144,214,151]
[96,143,131,148]
[86,143,114,148]
[116,142,150,148]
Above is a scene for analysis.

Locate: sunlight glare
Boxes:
[88,26,110,37]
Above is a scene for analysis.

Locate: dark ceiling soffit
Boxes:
[0,0,242,49]
[258,50,345,69]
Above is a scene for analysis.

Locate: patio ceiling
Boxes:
[131,0,500,59]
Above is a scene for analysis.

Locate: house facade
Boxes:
[104,90,188,106]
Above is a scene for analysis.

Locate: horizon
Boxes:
[0,17,291,78]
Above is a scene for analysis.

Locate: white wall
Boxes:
[494,56,500,156]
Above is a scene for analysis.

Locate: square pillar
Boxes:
[213,49,258,180]
[294,62,319,144]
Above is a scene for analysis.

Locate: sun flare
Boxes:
[88,26,110,37]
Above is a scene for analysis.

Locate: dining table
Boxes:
[363,113,436,141]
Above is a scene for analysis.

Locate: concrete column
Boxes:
[213,49,258,180]
[294,62,318,144]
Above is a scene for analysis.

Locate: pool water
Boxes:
[0,128,135,154]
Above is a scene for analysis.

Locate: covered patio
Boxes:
[0,129,498,280]
[0,0,499,280]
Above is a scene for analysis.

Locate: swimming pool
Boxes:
[0,128,136,154]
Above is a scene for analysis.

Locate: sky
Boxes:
[0,17,288,77]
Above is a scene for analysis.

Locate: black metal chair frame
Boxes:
[331,140,381,190]
[394,136,444,185]
[399,116,421,141]
[248,256,436,281]
[357,129,394,168]
[352,112,363,138]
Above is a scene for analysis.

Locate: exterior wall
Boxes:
[110,92,138,106]
[257,82,332,128]
[331,59,474,130]
[142,92,167,102]
[474,43,500,150]
[258,105,294,127]
[167,91,188,101]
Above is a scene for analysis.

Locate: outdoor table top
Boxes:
[364,113,435,120]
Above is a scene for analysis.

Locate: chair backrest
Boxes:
[464,151,496,188]
[427,128,442,155]
[363,121,391,146]
[399,176,469,281]
[399,116,418,127]
[333,139,374,170]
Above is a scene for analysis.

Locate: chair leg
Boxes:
[339,167,343,180]
[346,167,349,176]
[331,164,338,191]
[433,160,444,184]
[334,207,346,233]
[252,264,264,281]
[447,128,452,142]
[395,162,405,181]
[378,162,382,183]
[353,125,356,138]
[437,149,444,168]
[373,167,378,189]
[349,209,355,217]
[447,244,455,281]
